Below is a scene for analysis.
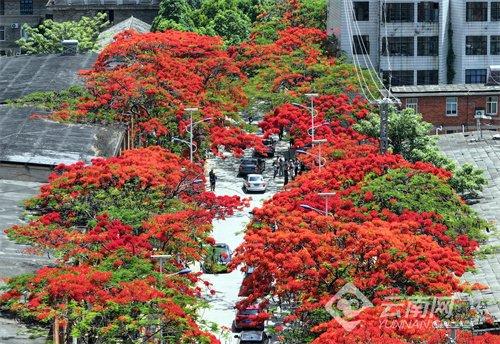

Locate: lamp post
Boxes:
[296,149,327,171]
[299,203,328,215]
[318,192,336,214]
[184,107,199,163]
[305,93,319,143]
[312,139,327,171]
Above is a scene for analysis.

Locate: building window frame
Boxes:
[491,36,500,55]
[0,26,5,41]
[486,96,498,115]
[353,2,369,21]
[384,3,415,22]
[353,35,370,54]
[417,70,439,85]
[0,0,5,16]
[465,36,487,55]
[465,69,487,83]
[417,36,438,56]
[381,36,414,56]
[446,97,458,116]
[417,2,439,22]
[20,0,33,15]
[383,70,414,86]
[406,98,418,112]
[466,2,488,21]
[492,2,500,21]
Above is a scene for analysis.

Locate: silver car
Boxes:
[243,174,267,193]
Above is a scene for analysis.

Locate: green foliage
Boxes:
[354,168,490,241]
[16,13,108,55]
[353,107,488,197]
[7,86,87,110]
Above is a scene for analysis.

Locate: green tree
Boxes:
[354,107,488,197]
[210,9,251,45]
[16,13,108,54]
[151,0,195,31]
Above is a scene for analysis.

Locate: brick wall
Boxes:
[400,94,500,133]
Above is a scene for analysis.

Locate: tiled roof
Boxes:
[97,16,151,49]
[0,105,124,166]
[0,53,97,103]
[391,84,500,96]
[438,131,500,323]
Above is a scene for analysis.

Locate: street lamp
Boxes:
[296,149,326,171]
[318,192,336,214]
[299,203,328,216]
[184,108,212,163]
[305,93,319,142]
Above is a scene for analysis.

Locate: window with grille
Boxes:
[418,2,439,22]
[446,97,458,116]
[466,2,487,21]
[406,98,418,112]
[417,70,438,85]
[491,2,500,20]
[20,0,33,14]
[354,2,369,21]
[381,36,414,56]
[384,3,414,22]
[465,36,487,55]
[353,35,370,54]
[465,69,487,83]
[491,36,500,55]
[417,36,438,56]
[383,70,414,86]
[486,96,498,115]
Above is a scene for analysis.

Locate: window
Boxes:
[466,2,487,21]
[466,36,487,55]
[20,0,33,14]
[418,2,439,22]
[465,69,487,83]
[0,0,4,15]
[417,70,439,84]
[446,97,458,116]
[382,37,414,56]
[406,98,418,112]
[486,96,498,115]
[491,2,500,20]
[417,36,438,56]
[383,70,414,86]
[353,35,370,54]
[384,3,414,22]
[0,26,4,41]
[491,36,500,55]
[353,2,369,21]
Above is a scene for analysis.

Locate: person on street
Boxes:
[272,157,279,179]
[284,161,289,185]
[294,159,299,176]
[278,157,284,177]
[209,169,217,192]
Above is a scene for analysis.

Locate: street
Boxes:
[200,143,287,343]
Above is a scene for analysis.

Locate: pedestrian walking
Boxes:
[272,157,279,179]
[209,169,217,192]
[284,162,289,185]
[278,157,284,177]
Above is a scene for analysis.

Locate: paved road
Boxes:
[200,145,287,343]
[0,179,49,344]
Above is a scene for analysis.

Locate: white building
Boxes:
[327,0,500,85]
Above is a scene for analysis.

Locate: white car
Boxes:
[243,174,267,193]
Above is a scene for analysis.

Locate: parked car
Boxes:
[232,305,265,331]
[235,331,271,344]
[243,174,267,193]
[238,158,265,177]
[253,139,275,158]
[202,243,232,274]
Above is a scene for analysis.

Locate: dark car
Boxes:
[238,158,265,177]
[235,331,271,344]
[253,139,275,158]
[232,305,265,331]
[202,243,232,274]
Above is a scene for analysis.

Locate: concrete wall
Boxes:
[400,93,500,132]
[0,162,53,182]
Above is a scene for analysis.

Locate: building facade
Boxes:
[327,0,500,85]
[46,0,159,26]
[391,84,500,132]
[0,0,49,55]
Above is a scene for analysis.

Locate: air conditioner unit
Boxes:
[474,109,491,120]
[11,23,20,29]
